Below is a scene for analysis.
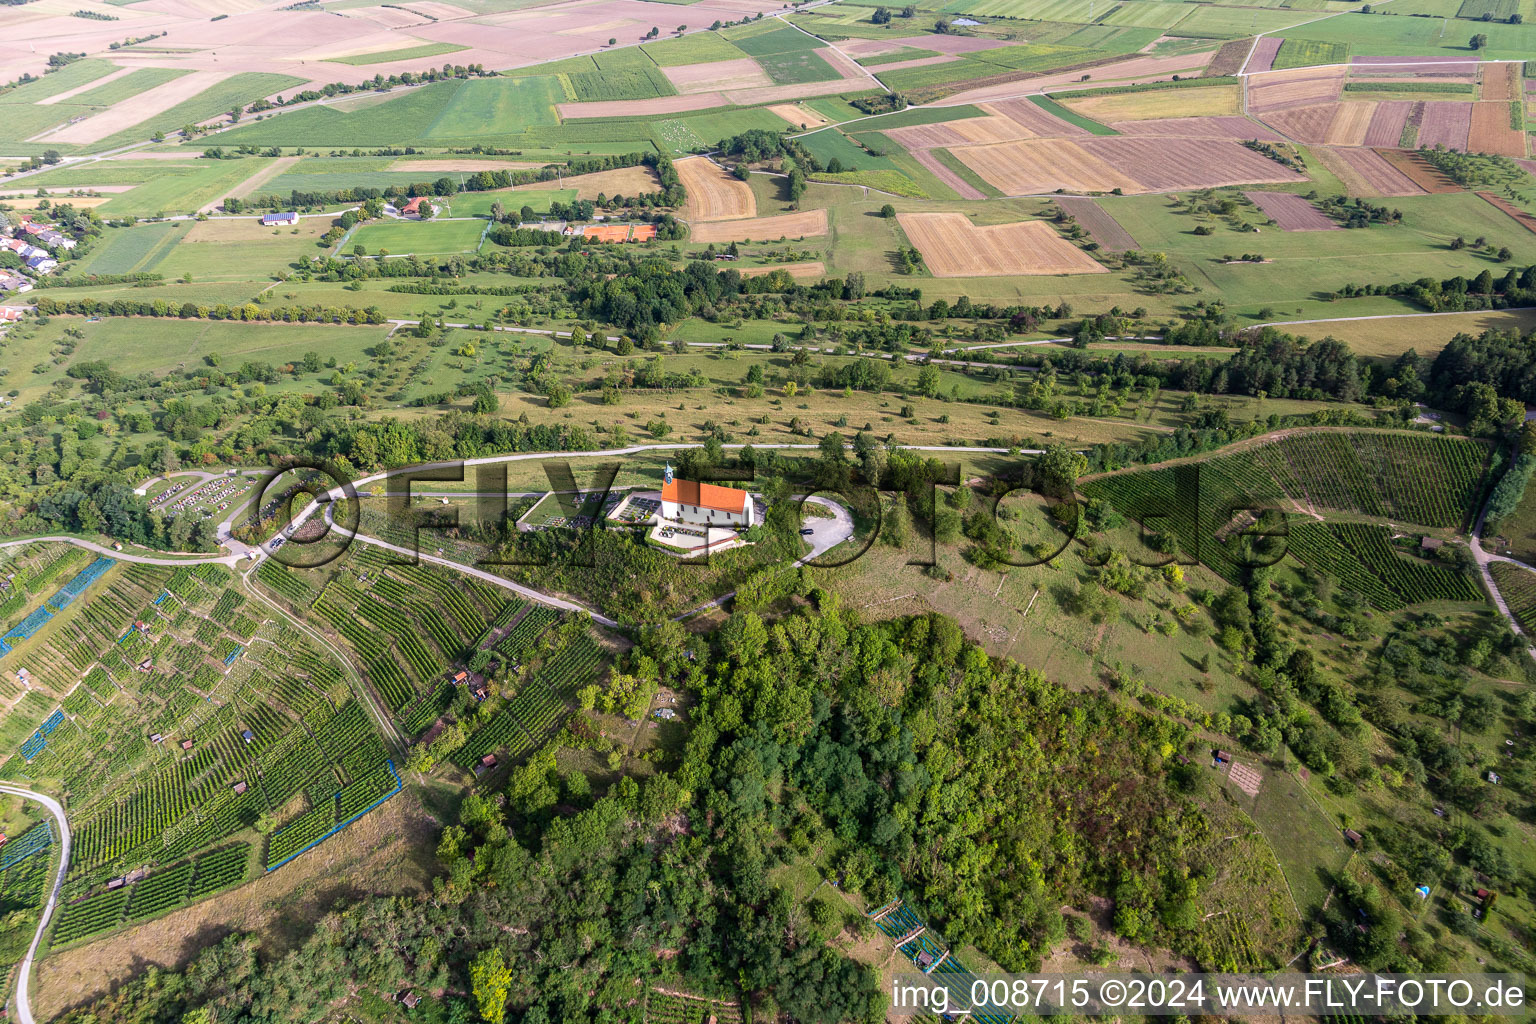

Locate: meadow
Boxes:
[350,219,489,256]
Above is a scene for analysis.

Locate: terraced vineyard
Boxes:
[1083,431,1493,586]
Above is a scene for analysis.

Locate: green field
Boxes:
[349,218,489,256]
[427,76,563,138]
[331,41,471,66]
[87,72,307,153]
[1270,38,1350,69]
[75,221,191,276]
[1282,11,1536,58]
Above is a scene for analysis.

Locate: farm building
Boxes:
[260,212,299,226]
[1343,828,1362,845]
[659,464,754,528]
[1212,749,1231,765]
[401,197,435,218]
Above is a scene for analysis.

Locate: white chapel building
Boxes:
[659,463,754,528]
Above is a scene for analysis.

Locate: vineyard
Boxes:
[49,842,253,947]
[0,542,398,910]
[645,991,745,1024]
[1289,523,1483,610]
[264,758,402,871]
[258,546,522,719]
[1083,430,1492,587]
[453,617,610,771]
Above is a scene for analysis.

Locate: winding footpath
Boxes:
[0,785,70,1024]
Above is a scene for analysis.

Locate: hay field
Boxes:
[897,212,1107,277]
[766,103,830,127]
[688,209,827,243]
[521,164,660,199]
[951,139,1138,195]
[1059,84,1240,122]
[676,156,756,221]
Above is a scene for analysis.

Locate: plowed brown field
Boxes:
[1377,149,1460,192]
[688,209,828,243]
[1315,146,1425,196]
[1481,62,1516,102]
[1469,101,1527,157]
[738,261,826,278]
[676,157,756,221]
[896,213,1107,277]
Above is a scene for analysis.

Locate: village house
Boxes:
[401,196,435,218]
[260,211,299,227]
[659,464,754,528]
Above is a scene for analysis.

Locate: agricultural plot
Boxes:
[1082,431,1490,586]
[1055,196,1138,251]
[898,212,1107,277]
[1272,39,1350,70]
[350,219,488,256]
[1315,146,1426,196]
[1245,190,1340,230]
[687,209,828,243]
[676,157,756,221]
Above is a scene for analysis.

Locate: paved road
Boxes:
[0,785,71,1024]
[0,535,240,567]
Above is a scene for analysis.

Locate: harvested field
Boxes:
[1259,104,1337,143]
[688,209,828,243]
[1060,84,1240,122]
[1480,63,1516,101]
[1108,116,1283,140]
[739,261,825,278]
[44,71,234,145]
[1416,101,1472,150]
[1055,196,1137,251]
[1245,190,1338,231]
[979,98,1090,137]
[911,149,985,200]
[896,212,1106,277]
[387,158,545,172]
[951,139,1137,195]
[558,93,722,118]
[1081,137,1306,190]
[1316,146,1425,196]
[1247,68,1345,112]
[766,103,829,128]
[676,156,755,221]
[1469,101,1527,157]
[1476,192,1536,234]
[1377,148,1460,193]
[1324,101,1376,146]
[662,58,772,94]
[939,113,1038,145]
[1361,100,1413,147]
[522,165,660,200]
[1246,37,1283,75]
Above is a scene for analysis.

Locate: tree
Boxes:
[470,947,512,1024]
[1469,32,1488,47]
[915,364,941,398]
[880,204,896,218]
